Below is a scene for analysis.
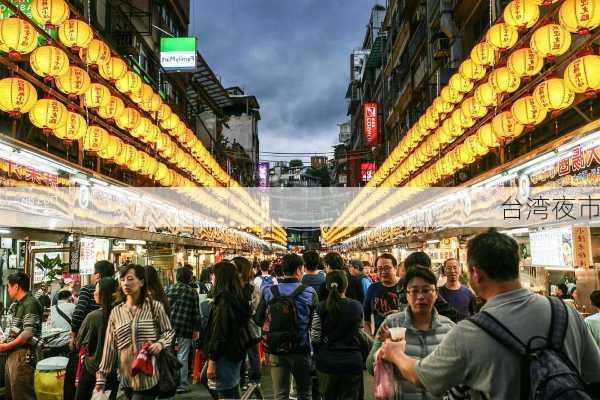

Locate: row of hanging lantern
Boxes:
[327,0,600,245]
[0,0,271,232]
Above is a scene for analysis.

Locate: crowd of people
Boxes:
[0,229,598,399]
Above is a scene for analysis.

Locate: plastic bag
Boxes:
[91,389,112,400]
[374,351,397,400]
[132,342,153,376]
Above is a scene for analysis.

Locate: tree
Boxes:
[289,159,304,168]
[307,166,331,187]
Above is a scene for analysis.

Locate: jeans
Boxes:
[269,353,312,400]
[317,371,362,400]
[176,337,193,390]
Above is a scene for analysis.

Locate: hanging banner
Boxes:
[69,234,80,273]
[363,102,378,146]
[572,226,593,269]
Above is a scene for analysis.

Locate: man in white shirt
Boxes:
[253,260,277,310]
[46,290,76,352]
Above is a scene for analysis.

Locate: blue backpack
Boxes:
[469,297,591,400]
[259,275,275,293]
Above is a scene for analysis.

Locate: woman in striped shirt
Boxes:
[96,264,175,400]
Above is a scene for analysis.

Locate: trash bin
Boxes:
[35,356,69,400]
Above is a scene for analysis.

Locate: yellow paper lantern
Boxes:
[492,111,525,140]
[449,73,475,93]
[119,144,141,172]
[97,95,125,121]
[452,108,475,128]
[157,103,172,121]
[29,98,68,134]
[477,123,499,148]
[423,107,439,129]
[181,129,196,149]
[559,0,600,34]
[141,124,160,144]
[30,46,69,82]
[170,120,187,139]
[116,107,141,131]
[458,143,475,165]
[564,54,600,93]
[486,23,519,50]
[140,152,159,177]
[471,42,497,66]
[142,93,162,113]
[115,71,142,94]
[154,163,169,183]
[131,83,153,105]
[0,18,38,58]
[131,117,151,139]
[433,97,453,115]
[31,0,70,28]
[441,86,463,104]
[461,96,487,119]
[459,58,486,80]
[57,19,93,51]
[442,117,464,139]
[533,78,575,111]
[83,83,111,109]
[98,135,123,161]
[98,57,128,82]
[79,39,111,67]
[489,67,521,94]
[55,66,91,98]
[511,95,548,126]
[474,82,499,107]
[504,0,540,30]
[0,77,38,117]
[507,48,544,77]
[53,111,87,143]
[530,24,572,58]
[161,113,180,131]
[115,143,133,166]
[83,125,109,153]
[466,135,489,157]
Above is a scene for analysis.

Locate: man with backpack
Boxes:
[253,260,278,308]
[255,254,319,400]
[378,230,600,399]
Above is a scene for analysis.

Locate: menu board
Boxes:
[530,229,573,268]
[79,238,110,275]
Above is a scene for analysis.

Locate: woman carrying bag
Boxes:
[95,264,175,400]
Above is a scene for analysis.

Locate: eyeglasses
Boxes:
[406,287,436,297]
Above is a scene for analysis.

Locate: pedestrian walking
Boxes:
[322,252,362,303]
[363,253,402,335]
[301,251,325,299]
[253,260,278,306]
[437,258,476,321]
[348,259,372,301]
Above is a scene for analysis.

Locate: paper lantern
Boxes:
[115,143,133,166]
[532,0,560,4]
[559,0,600,34]
[466,135,488,157]
[141,124,160,144]
[507,48,544,77]
[171,120,188,140]
[83,83,111,109]
[486,23,519,50]
[533,78,575,111]
[564,54,600,94]
[30,46,69,82]
[471,42,497,66]
[98,57,128,82]
[433,97,453,115]
[79,39,111,67]
[492,111,525,140]
[157,133,175,158]
[424,107,439,129]
[115,71,142,94]
[452,108,475,128]
[504,0,540,30]
[142,92,162,113]
[474,82,499,107]
[181,129,196,149]
[0,77,38,117]
[140,152,159,177]
[442,117,464,139]
[161,113,180,131]
[57,19,93,51]
[122,144,141,172]
[477,123,499,148]
[511,95,547,126]
[489,67,521,94]
[83,125,108,153]
[131,117,151,139]
[0,18,38,58]
[461,96,487,119]
[530,24,572,58]
[29,98,68,134]
[31,0,70,29]
[97,96,125,121]
[441,86,463,104]
[458,143,476,165]
[154,163,169,183]
[157,103,172,121]
[98,135,123,160]
[449,73,475,93]
[55,66,91,98]
[53,111,87,143]
[116,107,141,131]
[459,59,486,81]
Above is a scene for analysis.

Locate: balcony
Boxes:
[408,21,426,61]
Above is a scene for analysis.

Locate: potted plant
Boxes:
[35,255,67,290]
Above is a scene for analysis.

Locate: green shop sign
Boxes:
[160,37,197,72]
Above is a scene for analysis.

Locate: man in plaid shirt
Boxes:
[166,267,201,393]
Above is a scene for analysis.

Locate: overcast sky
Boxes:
[190,0,379,162]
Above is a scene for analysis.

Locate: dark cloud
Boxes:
[190,0,377,158]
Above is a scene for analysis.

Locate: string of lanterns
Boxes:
[0,0,285,241]
[327,0,600,245]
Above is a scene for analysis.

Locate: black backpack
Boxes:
[469,296,591,400]
[262,285,307,355]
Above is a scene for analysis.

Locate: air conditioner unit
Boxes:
[432,37,450,59]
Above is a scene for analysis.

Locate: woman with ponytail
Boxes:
[310,270,364,400]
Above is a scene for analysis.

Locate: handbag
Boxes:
[149,302,182,395]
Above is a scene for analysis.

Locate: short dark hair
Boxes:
[467,229,519,281]
[176,267,193,284]
[282,254,304,276]
[302,251,321,271]
[183,263,194,271]
[349,259,364,272]
[259,260,270,272]
[57,290,72,301]
[8,272,30,291]
[405,266,437,287]
[323,252,344,270]
[590,290,600,308]
[94,260,115,278]
[404,252,431,269]
[375,253,397,267]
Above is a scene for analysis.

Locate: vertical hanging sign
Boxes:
[363,102,378,146]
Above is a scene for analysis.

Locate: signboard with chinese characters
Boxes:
[79,238,110,275]
[530,229,573,268]
[160,37,197,72]
[572,226,592,269]
[360,162,376,182]
[363,103,378,146]
[530,145,600,186]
